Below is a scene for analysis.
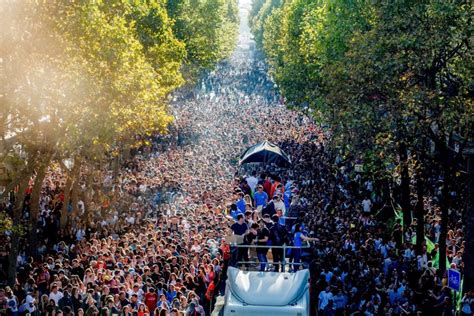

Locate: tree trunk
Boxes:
[71,177,80,217]
[112,150,121,201]
[61,157,81,227]
[438,149,451,275]
[399,144,412,231]
[415,172,424,254]
[8,173,30,286]
[27,155,51,257]
[82,168,94,226]
[71,161,81,218]
[60,170,73,228]
[463,154,474,293]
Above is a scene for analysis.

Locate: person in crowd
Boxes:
[269,215,287,272]
[231,214,249,267]
[319,286,334,313]
[291,224,318,272]
[234,192,246,214]
[272,194,286,215]
[255,219,270,271]
[253,185,268,209]
[245,172,258,195]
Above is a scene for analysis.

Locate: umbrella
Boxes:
[239,141,291,167]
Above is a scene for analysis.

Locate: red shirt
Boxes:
[95,261,105,270]
[145,292,158,311]
[270,181,280,198]
[263,180,272,196]
[58,192,65,202]
[205,281,215,301]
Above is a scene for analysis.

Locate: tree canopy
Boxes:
[250,0,473,176]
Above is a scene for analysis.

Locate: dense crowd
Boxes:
[1,3,472,316]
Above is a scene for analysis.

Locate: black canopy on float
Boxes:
[239,141,291,168]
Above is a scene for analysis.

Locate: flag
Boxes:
[410,236,435,253]
[394,207,403,226]
[432,252,450,269]
[456,277,464,313]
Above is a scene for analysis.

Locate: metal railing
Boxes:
[230,243,312,272]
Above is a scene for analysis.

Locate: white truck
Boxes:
[213,267,309,316]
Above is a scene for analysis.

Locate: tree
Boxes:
[167,0,239,79]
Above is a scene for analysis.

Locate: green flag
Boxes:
[433,251,439,268]
[432,252,450,269]
[410,235,435,253]
[394,207,403,226]
[456,277,464,313]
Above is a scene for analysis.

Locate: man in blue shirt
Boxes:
[333,289,348,313]
[235,192,246,213]
[292,223,318,271]
[253,185,268,208]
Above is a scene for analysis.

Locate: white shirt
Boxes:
[362,199,372,213]
[49,291,64,305]
[77,200,85,214]
[417,254,428,270]
[274,200,286,214]
[126,216,135,225]
[191,244,202,252]
[7,296,18,312]
[127,289,144,302]
[246,176,258,192]
[25,295,36,313]
[365,181,373,192]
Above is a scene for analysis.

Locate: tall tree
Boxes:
[167,0,239,79]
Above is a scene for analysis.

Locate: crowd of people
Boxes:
[0,2,472,316]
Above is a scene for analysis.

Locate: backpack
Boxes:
[271,224,288,246]
[277,224,289,245]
